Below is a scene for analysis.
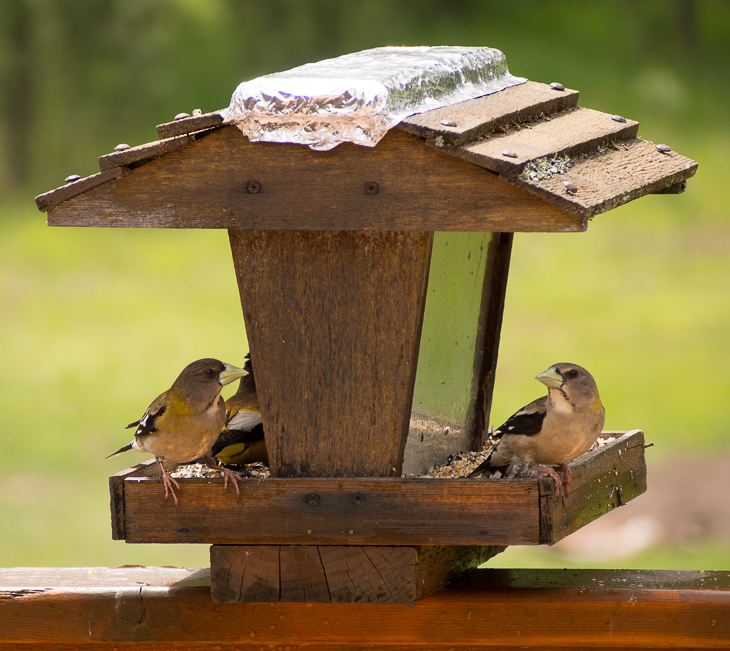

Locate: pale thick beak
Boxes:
[219,363,248,386]
[536,366,563,389]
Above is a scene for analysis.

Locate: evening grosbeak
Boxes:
[213,354,268,466]
[468,363,605,496]
[107,358,247,506]
[210,354,267,493]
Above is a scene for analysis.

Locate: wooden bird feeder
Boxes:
[36,47,696,606]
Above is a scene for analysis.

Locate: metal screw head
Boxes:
[440,119,457,127]
[114,143,130,151]
[247,181,261,194]
[656,143,672,154]
[174,112,190,120]
[563,180,578,193]
[502,150,518,158]
[64,174,81,184]
[364,182,379,195]
[306,493,321,507]
[550,82,565,91]
[611,114,627,123]
[352,493,366,506]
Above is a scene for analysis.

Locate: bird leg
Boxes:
[533,465,564,498]
[202,455,242,498]
[156,458,181,507]
[557,463,572,495]
[221,467,242,497]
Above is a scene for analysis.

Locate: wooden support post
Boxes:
[469,231,513,451]
[210,544,504,605]
[228,229,433,478]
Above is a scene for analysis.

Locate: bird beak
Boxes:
[219,363,248,386]
[536,366,563,389]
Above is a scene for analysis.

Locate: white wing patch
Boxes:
[227,410,263,431]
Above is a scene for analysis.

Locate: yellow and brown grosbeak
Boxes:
[469,363,605,496]
[212,354,268,467]
[107,358,247,506]
[207,354,267,494]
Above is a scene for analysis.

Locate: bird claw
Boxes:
[222,467,242,498]
[534,465,568,498]
[157,459,181,507]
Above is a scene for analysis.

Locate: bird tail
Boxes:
[106,441,134,459]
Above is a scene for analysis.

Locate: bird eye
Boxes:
[205,369,214,377]
[567,369,579,378]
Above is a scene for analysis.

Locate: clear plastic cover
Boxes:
[223,46,525,151]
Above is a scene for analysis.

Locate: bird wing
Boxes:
[212,423,265,455]
[496,395,547,437]
[225,408,263,431]
[467,396,548,478]
[125,399,167,438]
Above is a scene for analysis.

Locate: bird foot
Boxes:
[533,465,565,498]
[221,467,242,497]
[557,463,572,495]
[157,459,181,507]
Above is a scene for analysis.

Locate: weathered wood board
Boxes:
[447,107,639,176]
[44,127,585,232]
[228,229,431,478]
[2,566,729,648]
[398,80,580,146]
[505,137,699,218]
[210,544,504,604]
[110,431,646,546]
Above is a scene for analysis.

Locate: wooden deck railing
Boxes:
[2,566,728,649]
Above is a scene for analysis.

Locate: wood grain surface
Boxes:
[35,166,128,212]
[156,111,224,139]
[111,432,645,546]
[505,138,699,217]
[210,544,504,604]
[47,127,584,232]
[98,133,194,171]
[541,430,648,544]
[229,229,431,478]
[448,107,639,175]
[398,80,580,146]
[468,232,513,452]
[1,567,728,648]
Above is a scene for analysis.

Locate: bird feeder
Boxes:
[36,46,696,606]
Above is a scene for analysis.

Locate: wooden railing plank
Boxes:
[1,567,728,648]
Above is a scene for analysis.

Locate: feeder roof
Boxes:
[36,47,697,228]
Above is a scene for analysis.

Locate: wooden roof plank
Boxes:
[445,107,640,176]
[98,132,193,171]
[156,111,224,139]
[49,127,584,232]
[398,80,580,146]
[503,138,698,218]
[34,167,128,212]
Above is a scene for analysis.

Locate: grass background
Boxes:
[0,0,728,570]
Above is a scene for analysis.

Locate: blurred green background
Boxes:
[1,0,728,570]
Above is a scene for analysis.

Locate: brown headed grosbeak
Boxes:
[469,363,605,496]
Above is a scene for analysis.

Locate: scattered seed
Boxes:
[656,143,672,154]
[563,180,578,193]
[64,174,81,183]
[440,119,457,127]
[174,112,190,120]
[114,143,130,151]
[502,150,518,158]
[611,115,627,123]
[550,82,565,91]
